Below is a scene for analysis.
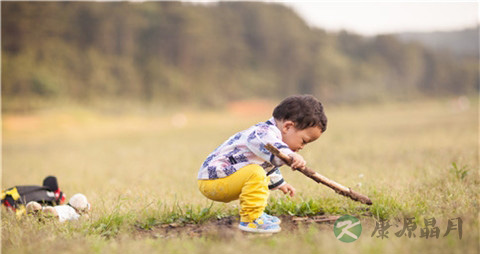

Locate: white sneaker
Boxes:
[262,213,281,224]
[238,214,281,233]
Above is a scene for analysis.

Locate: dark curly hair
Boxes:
[272,95,327,132]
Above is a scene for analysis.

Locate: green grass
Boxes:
[2,99,479,253]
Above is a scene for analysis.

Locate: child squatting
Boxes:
[197,95,327,233]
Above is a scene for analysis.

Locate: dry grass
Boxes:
[2,98,479,253]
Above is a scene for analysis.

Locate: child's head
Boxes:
[273,95,327,152]
[273,94,327,132]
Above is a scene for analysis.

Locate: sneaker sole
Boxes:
[238,224,281,234]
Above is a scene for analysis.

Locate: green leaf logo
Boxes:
[333,215,362,243]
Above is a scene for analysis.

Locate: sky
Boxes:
[184,1,479,36]
[282,2,479,35]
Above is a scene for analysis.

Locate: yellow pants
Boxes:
[198,164,269,222]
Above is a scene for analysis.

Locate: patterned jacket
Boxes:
[198,117,294,189]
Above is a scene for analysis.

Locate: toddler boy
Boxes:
[197,95,327,233]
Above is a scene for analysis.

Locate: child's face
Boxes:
[280,121,322,152]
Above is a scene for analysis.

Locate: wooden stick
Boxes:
[265,143,373,205]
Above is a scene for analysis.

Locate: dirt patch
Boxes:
[227,99,276,117]
[3,115,42,132]
[134,215,341,239]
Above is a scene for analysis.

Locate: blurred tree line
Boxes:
[2,2,478,111]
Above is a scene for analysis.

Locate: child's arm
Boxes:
[245,126,297,190]
[268,153,304,192]
[245,127,294,167]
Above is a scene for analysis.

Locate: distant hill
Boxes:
[394,26,479,58]
[2,2,478,111]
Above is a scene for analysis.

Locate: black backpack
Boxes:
[1,176,66,216]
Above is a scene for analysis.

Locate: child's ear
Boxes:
[282,121,295,132]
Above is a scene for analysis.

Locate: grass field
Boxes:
[2,99,479,253]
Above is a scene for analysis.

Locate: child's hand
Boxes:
[278,184,296,197]
[289,153,306,169]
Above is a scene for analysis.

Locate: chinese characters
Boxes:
[371,217,462,239]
